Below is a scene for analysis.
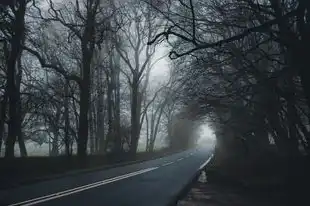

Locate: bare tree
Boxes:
[114,0,164,154]
[25,0,116,157]
[146,0,310,158]
[0,0,30,157]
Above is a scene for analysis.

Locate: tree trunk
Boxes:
[130,80,140,154]
[77,58,91,157]
[64,80,71,156]
[16,54,27,157]
[145,109,149,151]
[5,0,26,157]
[113,54,122,153]
[77,76,90,157]
[77,5,97,157]
[89,104,96,154]
[151,101,166,151]
[51,128,59,156]
[0,86,8,156]
[96,81,105,153]
[105,71,113,152]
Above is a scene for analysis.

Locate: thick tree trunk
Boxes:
[77,3,97,157]
[77,56,91,157]
[77,78,90,157]
[5,1,26,157]
[16,56,27,157]
[130,81,140,154]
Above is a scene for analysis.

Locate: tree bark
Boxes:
[96,71,105,153]
[64,80,71,156]
[16,53,27,157]
[130,80,140,154]
[77,75,91,157]
[77,10,96,157]
[77,51,92,157]
[5,0,26,157]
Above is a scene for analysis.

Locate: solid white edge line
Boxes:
[8,167,158,206]
[162,162,174,166]
[198,154,214,170]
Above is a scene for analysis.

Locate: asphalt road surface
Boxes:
[0,147,213,206]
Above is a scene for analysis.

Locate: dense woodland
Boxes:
[148,0,310,161]
[0,0,199,158]
[1,0,310,162]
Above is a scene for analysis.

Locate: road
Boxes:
[0,147,213,206]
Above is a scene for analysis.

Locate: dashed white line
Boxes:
[162,161,174,166]
[8,167,158,206]
[177,158,184,161]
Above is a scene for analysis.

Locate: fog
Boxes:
[196,124,216,148]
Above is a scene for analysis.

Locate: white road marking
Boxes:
[198,154,214,170]
[8,167,158,206]
[177,158,184,161]
[162,162,174,166]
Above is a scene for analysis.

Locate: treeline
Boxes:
[148,0,310,159]
[0,0,182,158]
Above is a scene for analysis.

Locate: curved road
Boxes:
[0,147,213,206]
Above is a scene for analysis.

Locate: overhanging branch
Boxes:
[148,9,298,59]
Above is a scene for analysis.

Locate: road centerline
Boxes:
[162,162,174,166]
[7,167,158,206]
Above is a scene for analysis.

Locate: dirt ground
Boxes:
[177,172,285,206]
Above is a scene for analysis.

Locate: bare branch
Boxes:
[23,46,81,85]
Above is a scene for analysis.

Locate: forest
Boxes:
[148,0,310,160]
[1,0,310,186]
[0,0,203,159]
[1,0,310,204]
